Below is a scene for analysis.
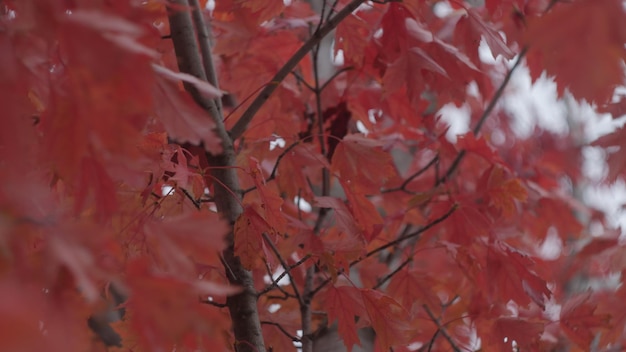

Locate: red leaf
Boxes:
[524,0,626,103]
[484,243,551,308]
[323,285,367,350]
[153,75,222,154]
[560,294,611,349]
[233,205,272,270]
[361,289,411,351]
[330,134,395,194]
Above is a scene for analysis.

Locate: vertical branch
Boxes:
[229,0,368,140]
[166,1,265,352]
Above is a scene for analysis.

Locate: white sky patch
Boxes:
[333,48,345,66]
[263,267,291,286]
[439,103,470,142]
[268,304,281,313]
[161,185,175,197]
[537,228,563,260]
[294,197,312,213]
[356,120,369,135]
[269,137,286,151]
[206,0,215,11]
[585,180,626,232]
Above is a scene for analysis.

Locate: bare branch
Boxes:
[261,321,301,342]
[262,233,304,304]
[372,257,412,290]
[353,205,457,264]
[423,304,461,352]
[437,47,528,185]
[229,0,370,140]
[258,255,312,297]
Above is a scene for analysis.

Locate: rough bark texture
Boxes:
[166,2,266,351]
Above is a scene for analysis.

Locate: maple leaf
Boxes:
[387,267,443,310]
[454,7,515,65]
[335,13,371,66]
[524,0,626,103]
[489,317,545,351]
[233,204,273,270]
[330,134,396,194]
[343,187,383,243]
[277,142,329,199]
[246,156,287,234]
[153,75,222,154]
[323,285,367,350]
[560,294,611,349]
[478,165,528,218]
[361,289,411,351]
[144,209,229,268]
[483,243,551,308]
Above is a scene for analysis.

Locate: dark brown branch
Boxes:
[437,47,528,185]
[261,321,301,342]
[180,187,201,209]
[290,70,316,92]
[167,1,266,351]
[258,255,311,297]
[319,66,354,92]
[189,0,223,115]
[423,304,461,352]
[242,139,302,195]
[229,0,370,140]
[353,205,457,264]
[263,260,296,299]
[262,233,303,304]
[372,257,412,290]
[382,154,439,193]
[166,0,219,120]
[200,298,227,308]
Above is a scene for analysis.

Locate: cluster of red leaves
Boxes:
[2,0,626,351]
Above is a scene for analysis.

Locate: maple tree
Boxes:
[3,0,626,351]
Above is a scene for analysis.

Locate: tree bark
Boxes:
[166,2,266,351]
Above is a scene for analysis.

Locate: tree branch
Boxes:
[229,0,369,140]
[166,2,266,351]
[258,255,311,297]
[353,205,457,264]
[423,304,461,352]
[260,321,301,342]
[262,233,303,304]
[437,47,528,185]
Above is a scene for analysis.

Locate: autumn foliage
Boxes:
[3,0,626,351]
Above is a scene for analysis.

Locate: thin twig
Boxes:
[242,139,302,195]
[382,154,439,193]
[258,255,312,297]
[199,298,227,308]
[423,304,461,352]
[319,66,354,92]
[229,0,370,140]
[180,187,201,209]
[262,233,303,304]
[437,47,528,185]
[263,260,295,299]
[373,257,412,290]
[260,321,301,342]
[290,70,316,92]
[352,205,457,264]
